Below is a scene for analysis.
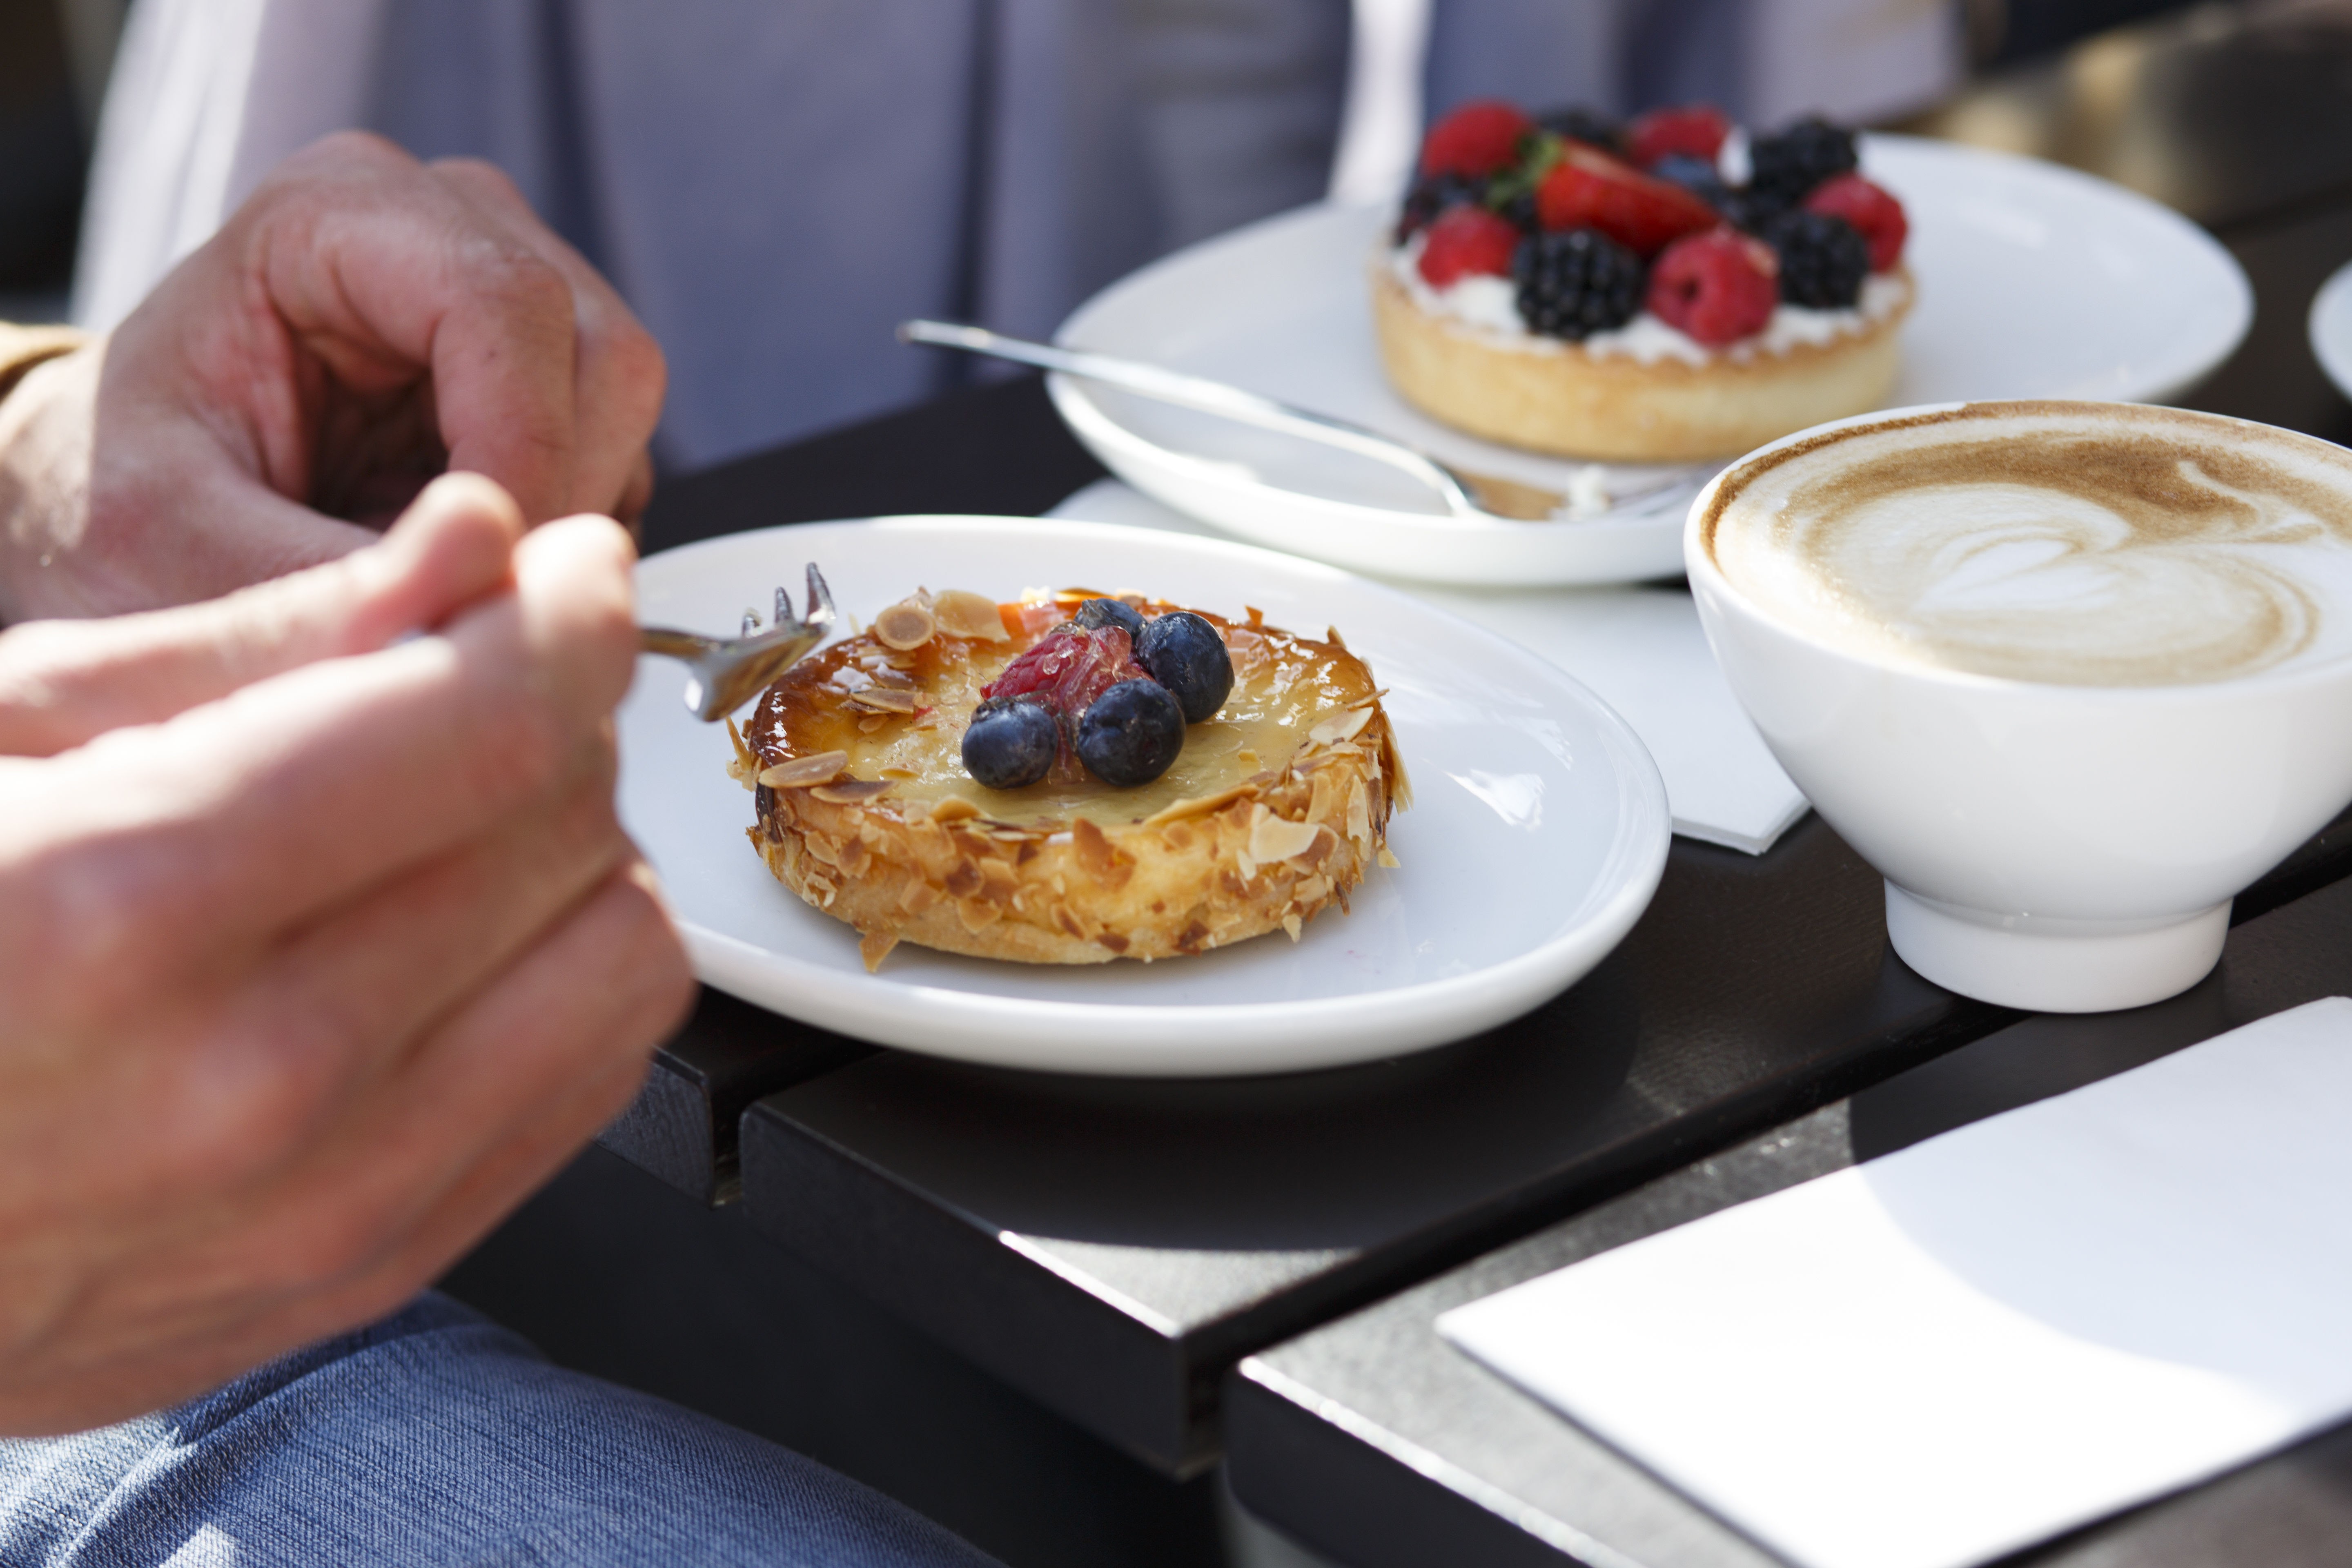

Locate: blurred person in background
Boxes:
[76,0,1965,488]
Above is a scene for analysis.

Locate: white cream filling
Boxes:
[1391,232,1907,365]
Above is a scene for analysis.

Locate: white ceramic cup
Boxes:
[1685,401,2352,1012]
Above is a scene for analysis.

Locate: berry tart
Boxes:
[728,587,1408,970]
[1374,101,1914,462]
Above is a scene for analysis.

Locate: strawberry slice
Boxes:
[1536,143,1718,257]
[1417,205,1521,287]
[1419,100,1535,178]
[1804,173,1908,271]
[1628,105,1731,169]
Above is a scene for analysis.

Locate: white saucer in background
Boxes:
[1049,135,2253,588]
[620,518,1670,1076]
[2310,258,2352,404]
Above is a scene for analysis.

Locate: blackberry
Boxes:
[1513,228,1646,340]
[1396,171,1488,241]
[1534,105,1625,154]
[1746,116,1858,206]
[1762,209,1868,308]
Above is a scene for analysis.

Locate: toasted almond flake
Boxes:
[1308,706,1375,746]
[899,881,940,915]
[873,599,937,650]
[1326,625,1347,649]
[857,715,886,733]
[933,589,1011,641]
[811,780,894,804]
[957,897,1004,933]
[1236,749,1260,771]
[848,688,918,715]
[860,932,899,971]
[1281,913,1303,942]
[1298,874,1334,903]
[879,766,920,780]
[1347,780,1370,842]
[1140,782,1257,828]
[1235,850,1257,881]
[759,751,848,788]
[1377,844,1401,869]
[927,795,982,822]
[1249,812,1323,864]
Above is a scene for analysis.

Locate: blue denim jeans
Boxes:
[0,1293,998,1567]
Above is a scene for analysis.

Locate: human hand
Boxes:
[0,131,665,621]
[0,473,694,1434]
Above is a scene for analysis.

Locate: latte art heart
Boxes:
[1704,403,2352,686]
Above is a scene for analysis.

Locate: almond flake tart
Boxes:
[726,587,1409,970]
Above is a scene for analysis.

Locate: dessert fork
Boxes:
[897,318,1712,522]
[639,563,837,721]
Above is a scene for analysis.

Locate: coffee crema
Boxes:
[1703,402,2352,686]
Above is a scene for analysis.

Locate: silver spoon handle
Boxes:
[897,319,1480,519]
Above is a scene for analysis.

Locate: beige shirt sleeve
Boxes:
[0,324,90,404]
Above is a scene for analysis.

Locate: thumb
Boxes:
[0,473,526,757]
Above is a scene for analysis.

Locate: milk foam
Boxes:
[1705,403,2352,686]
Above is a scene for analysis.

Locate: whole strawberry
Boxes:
[1420,100,1535,179]
[1417,205,1521,287]
[1803,173,1908,271]
[1647,228,1780,346]
[1627,104,1731,169]
[1536,143,1718,257]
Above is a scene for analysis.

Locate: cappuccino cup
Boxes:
[1686,400,2352,1012]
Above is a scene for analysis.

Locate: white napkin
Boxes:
[1437,996,2352,1568]
[1044,479,1808,853]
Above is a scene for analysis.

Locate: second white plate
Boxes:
[619,518,1669,1076]
[1050,135,2252,588]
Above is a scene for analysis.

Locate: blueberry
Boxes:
[1075,679,1185,786]
[1071,597,1145,641]
[1650,154,1730,209]
[961,696,1058,790]
[1134,611,1234,724]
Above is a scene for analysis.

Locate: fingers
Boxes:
[0,861,688,1434]
[0,474,523,756]
[3,503,639,999]
[429,158,667,523]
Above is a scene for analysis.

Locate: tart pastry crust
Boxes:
[1369,261,1911,463]
[732,592,1408,968]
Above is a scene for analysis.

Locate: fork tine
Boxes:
[804,564,836,629]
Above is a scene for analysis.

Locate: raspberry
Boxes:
[1513,228,1647,340]
[1419,100,1535,179]
[984,624,1149,721]
[1748,116,1858,206]
[1535,143,1718,257]
[1647,228,1778,345]
[1417,205,1521,287]
[1803,173,1907,271]
[1628,105,1731,169]
[1762,209,1869,308]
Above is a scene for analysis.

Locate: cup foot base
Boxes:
[1883,885,2228,1013]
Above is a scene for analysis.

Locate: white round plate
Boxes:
[619,518,1669,1076]
[2311,258,2352,403]
[1049,134,2252,588]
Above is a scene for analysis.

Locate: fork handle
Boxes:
[639,626,718,659]
[897,319,1482,519]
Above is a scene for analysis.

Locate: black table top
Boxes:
[586,5,2352,1535]
[1223,868,2352,1568]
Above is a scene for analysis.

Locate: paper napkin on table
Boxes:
[1045,479,1809,853]
[1437,996,2352,1568]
